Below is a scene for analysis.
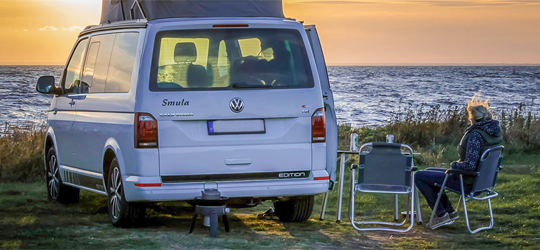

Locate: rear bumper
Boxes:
[123,170,329,202]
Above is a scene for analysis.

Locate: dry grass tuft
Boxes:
[0,124,45,182]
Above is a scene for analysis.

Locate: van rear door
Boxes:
[305,25,338,187]
[143,27,325,183]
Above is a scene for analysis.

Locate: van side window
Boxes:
[81,42,100,93]
[63,39,89,94]
[105,33,139,93]
[82,34,116,94]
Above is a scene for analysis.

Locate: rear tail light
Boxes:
[314,176,329,181]
[135,113,158,148]
[312,108,326,143]
[134,183,162,187]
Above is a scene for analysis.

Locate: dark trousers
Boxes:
[415,169,471,217]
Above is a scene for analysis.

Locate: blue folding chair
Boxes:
[349,142,421,232]
[428,145,504,233]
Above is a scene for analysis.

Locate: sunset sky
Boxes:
[0,0,539,65]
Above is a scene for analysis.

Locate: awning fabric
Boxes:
[100,0,284,24]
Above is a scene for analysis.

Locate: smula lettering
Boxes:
[162,99,189,106]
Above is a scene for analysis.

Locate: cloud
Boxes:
[39,26,58,32]
[62,26,84,32]
[23,29,28,32]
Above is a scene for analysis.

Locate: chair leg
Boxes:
[454,195,462,214]
[189,213,198,234]
[415,188,423,225]
[459,175,495,234]
[337,153,347,223]
[428,174,449,229]
[350,168,356,226]
[222,214,230,233]
[350,167,356,220]
[320,191,329,220]
[394,194,399,221]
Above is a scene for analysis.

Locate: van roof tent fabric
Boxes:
[101,0,284,24]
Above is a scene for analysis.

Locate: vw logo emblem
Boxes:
[230,98,245,113]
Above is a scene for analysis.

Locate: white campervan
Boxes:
[36,0,337,227]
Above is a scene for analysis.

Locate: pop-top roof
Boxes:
[101,0,284,24]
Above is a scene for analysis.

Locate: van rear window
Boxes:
[149,29,314,91]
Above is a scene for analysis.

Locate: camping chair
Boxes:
[349,142,420,232]
[428,145,504,234]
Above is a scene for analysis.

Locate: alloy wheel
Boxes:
[47,154,60,200]
[109,167,122,220]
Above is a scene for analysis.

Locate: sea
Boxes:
[1,65,539,129]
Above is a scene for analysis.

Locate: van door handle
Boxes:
[69,100,76,106]
[225,158,252,165]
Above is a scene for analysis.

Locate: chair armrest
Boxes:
[445,169,478,176]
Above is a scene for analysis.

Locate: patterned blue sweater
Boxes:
[451,120,502,171]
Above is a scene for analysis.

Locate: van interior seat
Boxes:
[174,42,197,64]
[173,42,212,88]
[230,48,292,86]
[230,57,268,85]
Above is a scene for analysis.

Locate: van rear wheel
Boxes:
[274,196,314,222]
[107,158,145,228]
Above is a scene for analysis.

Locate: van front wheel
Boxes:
[107,158,145,228]
[46,147,79,203]
[274,195,314,222]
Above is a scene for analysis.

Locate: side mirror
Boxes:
[36,76,62,95]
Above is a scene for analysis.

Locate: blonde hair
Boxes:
[467,97,492,124]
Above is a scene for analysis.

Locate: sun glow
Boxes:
[0,0,539,65]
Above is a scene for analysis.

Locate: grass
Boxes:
[0,127,44,183]
[1,164,539,249]
[0,105,539,249]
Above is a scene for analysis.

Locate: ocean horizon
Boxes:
[1,65,539,128]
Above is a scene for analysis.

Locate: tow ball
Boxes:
[189,187,230,238]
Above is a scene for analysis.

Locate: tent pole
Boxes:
[120,0,126,21]
[130,0,147,20]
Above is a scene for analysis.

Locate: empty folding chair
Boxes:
[349,142,420,232]
[428,145,504,234]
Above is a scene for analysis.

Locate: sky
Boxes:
[0,0,539,65]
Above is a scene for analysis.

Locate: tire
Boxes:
[274,195,314,222]
[46,147,79,204]
[107,157,145,228]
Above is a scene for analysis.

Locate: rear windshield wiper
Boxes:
[231,83,272,89]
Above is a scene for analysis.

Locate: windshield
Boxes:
[149,29,314,91]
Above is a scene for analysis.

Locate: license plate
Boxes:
[207,119,266,135]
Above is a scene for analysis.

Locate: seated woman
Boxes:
[415,98,503,229]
